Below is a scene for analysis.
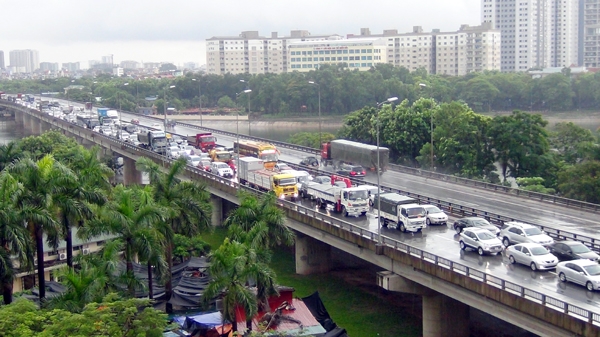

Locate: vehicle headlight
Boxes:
[294,193,298,198]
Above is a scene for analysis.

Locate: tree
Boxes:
[0,142,21,171]
[7,156,72,300]
[549,122,595,164]
[136,157,212,310]
[287,132,335,149]
[173,234,210,264]
[557,161,600,203]
[79,185,164,296]
[0,172,34,305]
[461,76,499,112]
[218,96,236,108]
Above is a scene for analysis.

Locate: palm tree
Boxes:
[0,171,34,304]
[136,157,212,311]
[0,142,21,171]
[79,185,164,296]
[8,155,73,300]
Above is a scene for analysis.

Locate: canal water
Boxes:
[0,120,25,145]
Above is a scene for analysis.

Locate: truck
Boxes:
[138,130,168,153]
[97,108,109,124]
[321,139,389,173]
[307,183,369,217]
[187,133,217,152]
[209,148,236,172]
[238,157,298,201]
[373,193,427,232]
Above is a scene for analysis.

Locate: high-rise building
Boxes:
[102,55,114,65]
[206,30,335,75]
[0,51,5,69]
[120,60,139,69]
[40,62,59,72]
[482,0,579,72]
[9,49,39,73]
[583,0,600,67]
[62,62,80,72]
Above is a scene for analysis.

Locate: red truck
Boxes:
[187,133,217,152]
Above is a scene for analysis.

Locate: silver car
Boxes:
[557,259,600,291]
[459,227,504,256]
[499,221,554,247]
[422,204,448,226]
[506,243,558,271]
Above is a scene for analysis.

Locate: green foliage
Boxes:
[549,122,595,164]
[287,132,335,148]
[217,95,236,108]
[0,295,167,337]
[173,234,210,263]
[17,131,79,161]
[558,161,600,203]
[515,177,555,194]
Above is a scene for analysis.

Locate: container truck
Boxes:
[97,108,109,124]
[238,157,298,200]
[138,130,168,153]
[373,193,427,232]
[307,183,369,217]
[187,133,217,152]
[321,139,389,173]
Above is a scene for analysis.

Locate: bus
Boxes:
[233,140,279,170]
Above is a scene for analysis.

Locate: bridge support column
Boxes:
[40,121,52,133]
[31,118,42,135]
[295,234,331,275]
[22,113,31,132]
[14,110,23,125]
[122,157,141,185]
[422,293,470,337]
[211,195,223,226]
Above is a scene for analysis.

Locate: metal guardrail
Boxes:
[9,101,600,327]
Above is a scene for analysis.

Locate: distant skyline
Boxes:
[2,0,480,68]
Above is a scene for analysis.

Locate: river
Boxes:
[0,119,25,145]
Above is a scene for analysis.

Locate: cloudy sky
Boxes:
[2,0,480,68]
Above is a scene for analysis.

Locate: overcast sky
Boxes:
[2,0,480,68]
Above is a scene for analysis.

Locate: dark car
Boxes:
[548,241,600,262]
[300,156,320,167]
[336,164,366,178]
[453,217,500,236]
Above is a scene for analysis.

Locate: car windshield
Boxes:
[201,160,211,166]
[584,264,600,276]
[530,246,549,255]
[351,166,363,172]
[348,190,369,201]
[472,219,490,227]
[277,177,297,186]
[571,244,592,254]
[261,153,278,162]
[425,206,442,213]
[189,156,201,161]
[476,232,496,240]
[407,207,426,218]
[297,175,310,183]
[524,227,543,236]
[216,153,232,161]
[215,163,228,169]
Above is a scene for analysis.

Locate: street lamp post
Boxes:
[308,81,321,148]
[236,89,252,163]
[375,97,398,250]
[419,83,434,170]
[192,78,203,126]
[163,85,176,131]
[240,80,251,136]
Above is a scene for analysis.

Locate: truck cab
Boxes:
[397,204,427,233]
[374,193,427,232]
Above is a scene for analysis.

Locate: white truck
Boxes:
[238,157,298,200]
[307,183,369,217]
[373,193,427,232]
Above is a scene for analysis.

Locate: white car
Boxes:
[179,145,195,156]
[211,162,234,178]
[274,162,291,172]
[167,146,181,159]
[187,155,202,168]
[118,131,130,141]
[459,227,504,256]
[557,259,600,291]
[499,222,554,247]
[422,204,448,226]
[505,243,558,271]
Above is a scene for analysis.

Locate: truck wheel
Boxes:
[361,211,367,216]
[343,207,348,217]
[399,223,406,232]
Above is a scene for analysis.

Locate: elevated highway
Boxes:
[5,100,600,337]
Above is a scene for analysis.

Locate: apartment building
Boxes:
[62,62,80,72]
[206,30,336,75]
[9,49,40,73]
[583,0,600,67]
[40,62,59,72]
[287,37,388,72]
[482,0,579,72]
[0,51,4,69]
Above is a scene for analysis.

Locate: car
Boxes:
[151,123,162,129]
[499,222,554,247]
[556,259,600,291]
[118,131,130,141]
[312,175,331,184]
[453,217,499,235]
[187,155,202,168]
[274,162,292,172]
[179,145,195,156]
[459,227,504,256]
[548,241,600,262]
[300,175,330,198]
[300,156,320,167]
[167,146,181,159]
[211,162,234,178]
[92,126,101,133]
[336,163,366,178]
[131,118,140,124]
[506,243,558,271]
[422,204,448,226]
[199,159,212,171]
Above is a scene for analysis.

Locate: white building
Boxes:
[40,62,59,72]
[482,0,579,72]
[9,49,39,73]
[584,0,600,67]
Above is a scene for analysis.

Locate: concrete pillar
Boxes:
[211,195,223,226]
[14,110,23,125]
[40,121,52,133]
[122,156,141,185]
[23,114,31,131]
[295,234,331,275]
[31,118,41,135]
[422,293,470,337]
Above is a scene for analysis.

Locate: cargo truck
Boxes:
[238,157,298,200]
[138,130,168,153]
[307,183,369,217]
[187,133,217,152]
[209,148,236,172]
[321,139,389,173]
[373,193,427,232]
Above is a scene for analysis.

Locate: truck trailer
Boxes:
[321,139,389,172]
[373,193,427,232]
[238,157,298,200]
[187,133,217,152]
[307,183,369,217]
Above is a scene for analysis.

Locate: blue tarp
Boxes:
[177,311,225,331]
